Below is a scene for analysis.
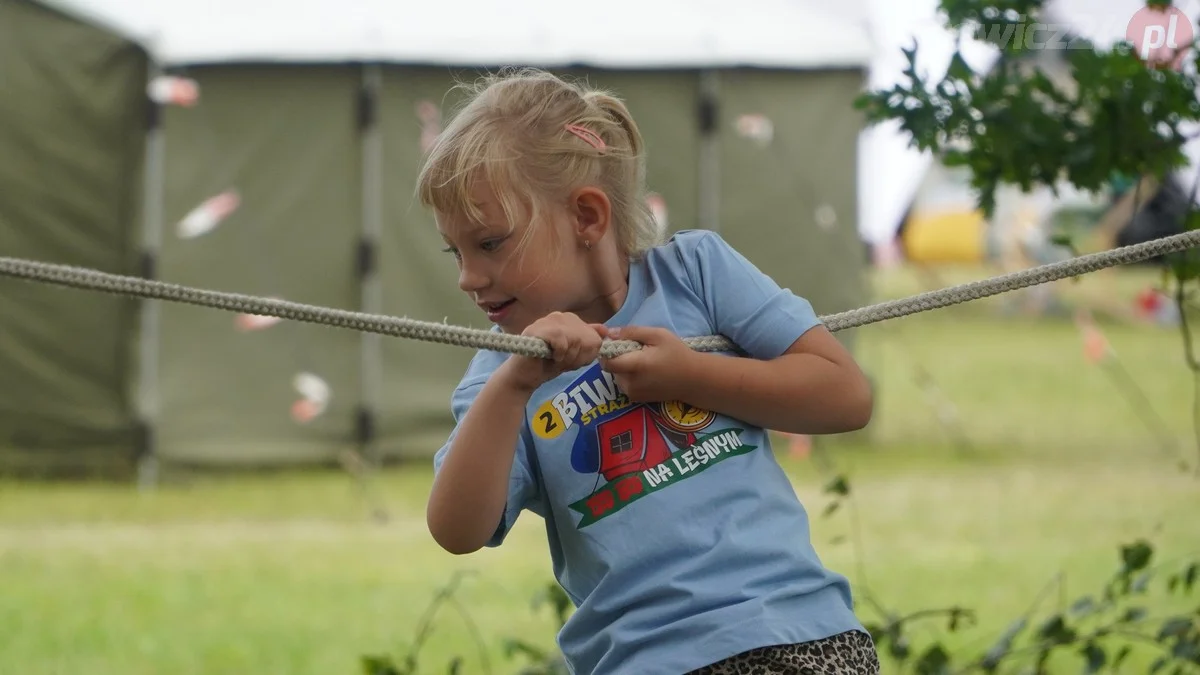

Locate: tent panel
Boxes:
[374,66,482,461]
[715,68,868,348]
[153,64,363,466]
[0,0,146,473]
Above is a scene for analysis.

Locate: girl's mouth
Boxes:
[483,299,516,322]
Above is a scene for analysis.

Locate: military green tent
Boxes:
[0,0,873,476]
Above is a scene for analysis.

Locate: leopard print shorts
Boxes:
[687,629,881,674]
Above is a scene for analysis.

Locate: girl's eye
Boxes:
[480,238,504,253]
[441,246,461,260]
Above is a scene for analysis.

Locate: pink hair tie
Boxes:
[565,123,606,151]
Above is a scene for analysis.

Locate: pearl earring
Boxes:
[583,240,592,250]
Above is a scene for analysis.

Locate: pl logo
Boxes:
[967,5,1195,69]
[1126,4,1194,69]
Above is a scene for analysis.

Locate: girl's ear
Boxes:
[571,187,612,244]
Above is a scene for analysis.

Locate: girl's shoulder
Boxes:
[641,228,754,292]
[646,228,730,262]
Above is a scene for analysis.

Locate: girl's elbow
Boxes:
[847,395,874,430]
[426,504,486,555]
[847,375,875,430]
[428,521,485,555]
[437,536,484,556]
[832,371,874,432]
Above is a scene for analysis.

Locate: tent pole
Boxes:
[357,63,383,464]
[698,70,721,231]
[136,60,166,490]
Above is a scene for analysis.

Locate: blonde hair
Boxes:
[416,67,661,259]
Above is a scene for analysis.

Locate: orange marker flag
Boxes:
[1074,310,1113,365]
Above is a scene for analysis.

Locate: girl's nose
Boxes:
[458,262,488,294]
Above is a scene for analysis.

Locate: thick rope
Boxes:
[0,228,1198,359]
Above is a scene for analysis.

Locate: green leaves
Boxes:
[1122,539,1155,575]
[1168,211,1200,282]
[820,473,851,518]
[530,580,573,630]
[503,639,571,675]
[980,618,1026,670]
[1080,641,1106,673]
[859,0,1200,482]
[913,644,952,674]
[864,607,975,674]
[360,655,404,675]
[1168,563,1199,594]
[855,0,1200,220]
[1035,614,1078,645]
[852,535,1200,673]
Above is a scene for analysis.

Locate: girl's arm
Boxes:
[427,311,604,555]
[601,323,872,436]
[652,230,873,435]
[426,361,535,555]
[680,325,873,435]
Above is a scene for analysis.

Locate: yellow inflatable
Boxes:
[901,208,988,264]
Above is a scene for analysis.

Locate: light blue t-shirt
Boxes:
[433,229,864,674]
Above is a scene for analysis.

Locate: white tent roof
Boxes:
[39,0,875,69]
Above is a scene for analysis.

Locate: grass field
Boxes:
[1,264,1198,675]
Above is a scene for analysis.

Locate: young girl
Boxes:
[419,68,880,675]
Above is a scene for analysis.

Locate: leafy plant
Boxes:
[359,571,489,675]
[359,575,572,675]
[819,471,1200,673]
[501,581,573,675]
[855,0,1200,470]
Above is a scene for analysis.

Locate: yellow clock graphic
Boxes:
[658,400,715,433]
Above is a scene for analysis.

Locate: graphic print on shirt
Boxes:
[532,363,757,528]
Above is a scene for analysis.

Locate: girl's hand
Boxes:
[598,325,696,402]
[497,312,605,394]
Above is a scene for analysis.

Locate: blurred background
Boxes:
[0,0,1197,673]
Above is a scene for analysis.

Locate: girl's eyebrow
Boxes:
[437,218,491,241]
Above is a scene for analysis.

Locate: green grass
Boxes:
[1,264,1198,675]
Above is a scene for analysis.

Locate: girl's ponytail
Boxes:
[585,92,644,158]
